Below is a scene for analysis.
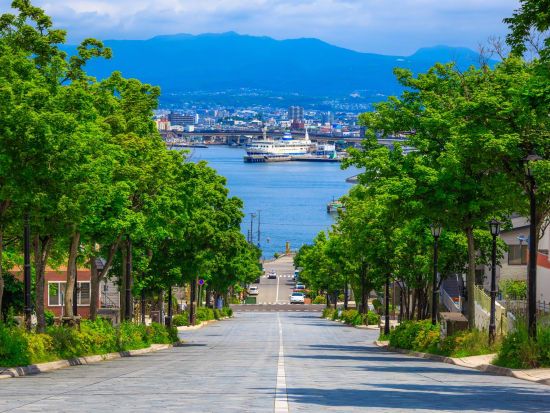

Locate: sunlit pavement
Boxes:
[1,313,550,412]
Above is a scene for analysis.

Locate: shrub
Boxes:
[196,307,215,322]
[0,325,31,367]
[499,279,527,300]
[172,313,188,327]
[44,310,55,327]
[389,320,439,351]
[221,307,233,317]
[322,308,334,318]
[494,320,542,368]
[313,296,327,304]
[439,329,498,358]
[118,322,149,351]
[338,294,345,302]
[146,322,177,344]
[331,309,339,321]
[367,311,380,325]
[213,309,222,319]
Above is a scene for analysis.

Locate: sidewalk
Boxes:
[375,340,550,386]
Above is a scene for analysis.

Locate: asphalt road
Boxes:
[2,313,550,412]
[255,255,297,305]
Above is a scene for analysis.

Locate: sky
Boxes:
[0,0,521,55]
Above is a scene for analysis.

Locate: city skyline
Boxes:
[0,0,520,56]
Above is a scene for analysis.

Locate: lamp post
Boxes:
[430,224,442,326]
[524,150,542,339]
[344,275,349,310]
[361,256,367,326]
[488,219,501,345]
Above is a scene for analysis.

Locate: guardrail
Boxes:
[441,288,461,312]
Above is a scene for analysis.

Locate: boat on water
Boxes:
[245,128,311,157]
[326,198,345,213]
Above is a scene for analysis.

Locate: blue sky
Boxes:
[0,0,520,55]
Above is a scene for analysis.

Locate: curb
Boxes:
[373,341,550,387]
[176,316,233,332]
[322,316,379,330]
[0,343,174,380]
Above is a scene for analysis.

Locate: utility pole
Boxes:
[249,213,256,245]
[257,210,261,248]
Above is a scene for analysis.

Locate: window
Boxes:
[48,281,91,306]
[508,244,527,265]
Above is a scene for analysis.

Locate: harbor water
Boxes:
[188,146,360,258]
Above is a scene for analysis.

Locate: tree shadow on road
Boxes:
[286,384,550,411]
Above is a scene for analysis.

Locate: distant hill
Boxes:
[61,32,494,104]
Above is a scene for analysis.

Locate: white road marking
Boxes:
[275,276,280,303]
[275,313,289,413]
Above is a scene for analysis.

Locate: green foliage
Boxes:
[322,308,335,318]
[331,310,339,321]
[213,309,222,319]
[196,307,215,323]
[338,309,380,326]
[495,319,550,368]
[499,280,527,300]
[313,296,327,304]
[389,320,440,352]
[439,329,498,358]
[221,307,233,317]
[172,313,189,327]
[0,318,179,367]
[44,310,55,327]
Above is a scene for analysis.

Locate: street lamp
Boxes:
[524,150,542,339]
[384,272,390,335]
[360,256,367,326]
[488,219,501,345]
[430,224,442,326]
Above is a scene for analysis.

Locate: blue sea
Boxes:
[189,146,360,258]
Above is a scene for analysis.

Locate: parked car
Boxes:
[295,283,306,290]
[290,292,305,304]
[268,270,277,279]
[248,286,259,295]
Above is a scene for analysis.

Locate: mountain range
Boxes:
[62,32,492,106]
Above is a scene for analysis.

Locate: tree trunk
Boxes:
[0,200,10,323]
[120,242,127,322]
[0,229,4,323]
[89,256,99,321]
[64,230,81,319]
[466,226,476,330]
[90,235,122,321]
[33,234,52,333]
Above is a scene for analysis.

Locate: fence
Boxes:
[474,285,513,335]
[499,299,550,319]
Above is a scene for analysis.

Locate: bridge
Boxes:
[161,129,408,147]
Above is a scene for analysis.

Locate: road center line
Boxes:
[275,274,280,303]
[274,313,289,413]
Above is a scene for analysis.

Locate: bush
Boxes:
[196,307,215,322]
[440,329,498,358]
[313,296,327,304]
[389,320,439,352]
[222,307,233,317]
[338,294,345,302]
[367,311,380,325]
[0,318,179,368]
[44,310,55,327]
[172,313,189,327]
[322,308,334,318]
[499,279,527,300]
[494,320,550,369]
[331,309,339,321]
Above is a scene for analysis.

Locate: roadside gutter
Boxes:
[374,340,550,387]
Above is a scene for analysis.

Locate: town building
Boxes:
[288,106,304,122]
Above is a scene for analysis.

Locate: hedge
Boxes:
[0,318,179,368]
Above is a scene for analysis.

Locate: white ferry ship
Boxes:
[245,129,311,156]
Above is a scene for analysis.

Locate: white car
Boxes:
[248,286,259,295]
[290,292,305,304]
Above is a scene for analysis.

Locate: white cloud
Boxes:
[0,0,521,55]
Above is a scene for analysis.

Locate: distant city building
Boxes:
[288,106,304,121]
[155,117,171,131]
[169,112,195,126]
[291,119,305,130]
[322,111,334,125]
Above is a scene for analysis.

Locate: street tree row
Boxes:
[0,1,260,331]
